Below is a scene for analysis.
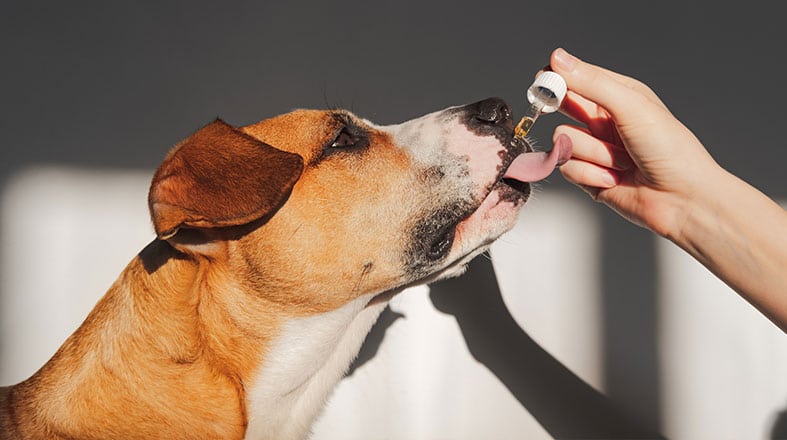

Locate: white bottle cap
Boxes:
[527,71,567,113]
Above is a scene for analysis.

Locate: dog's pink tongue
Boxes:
[504,134,573,183]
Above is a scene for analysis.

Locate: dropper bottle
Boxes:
[513,71,568,140]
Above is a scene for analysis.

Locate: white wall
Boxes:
[0,168,155,383]
[1,167,785,439]
[657,238,787,440]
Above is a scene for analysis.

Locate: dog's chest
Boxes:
[243,293,387,440]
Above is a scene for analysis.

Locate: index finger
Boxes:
[560,90,622,146]
[549,48,666,125]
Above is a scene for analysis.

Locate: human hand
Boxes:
[549,48,723,239]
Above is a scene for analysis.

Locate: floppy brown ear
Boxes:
[148,118,304,240]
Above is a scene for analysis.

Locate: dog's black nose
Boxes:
[471,97,511,125]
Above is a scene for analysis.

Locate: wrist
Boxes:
[661,161,729,246]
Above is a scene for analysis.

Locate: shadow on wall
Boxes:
[350,257,664,439]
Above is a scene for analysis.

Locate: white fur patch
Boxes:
[376,108,505,201]
[243,293,388,440]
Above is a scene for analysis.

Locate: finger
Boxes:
[533,62,664,109]
[551,48,667,110]
[560,90,608,124]
[585,62,667,110]
[559,158,620,189]
[536,65,615,127]
[537,64,616,127]
[559,91,622,145]
[550,48,663,124]
[578,184,602,202]
[554,125,634,170]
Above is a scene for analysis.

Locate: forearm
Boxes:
[669,166,787,331]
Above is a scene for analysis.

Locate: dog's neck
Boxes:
[243,289,388,440]
[5,240,388,440]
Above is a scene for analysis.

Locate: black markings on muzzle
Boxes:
[404,202,472,277]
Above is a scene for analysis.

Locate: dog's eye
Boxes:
[322,114,370,158]
[330,128,359,149]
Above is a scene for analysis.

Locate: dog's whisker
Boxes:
[351,262,374,296]
[289,223,304,240]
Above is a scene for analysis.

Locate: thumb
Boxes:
[550,48,664,124]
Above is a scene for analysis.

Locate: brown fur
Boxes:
[0,110,438,438]
[1,242,251,438]
[0,100,527,438]
[149,119,304,239]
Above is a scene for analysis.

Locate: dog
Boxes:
[0,97,569,439]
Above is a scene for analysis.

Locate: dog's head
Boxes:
[148,98,559,311]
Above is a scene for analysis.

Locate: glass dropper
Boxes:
[513,71,567,140]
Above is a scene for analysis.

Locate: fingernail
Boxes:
[553,48,578,72]
[601,171,617,187]
[554,133,573,167]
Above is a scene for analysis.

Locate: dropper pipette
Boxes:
[513,71,567,140]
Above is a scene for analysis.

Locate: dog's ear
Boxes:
[148,119,304,240]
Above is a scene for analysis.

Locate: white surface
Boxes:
[313,285,552,440]
[491,192,603,390]
[1,167,786,440]
[0,167,155,384]
[657,235,787,440]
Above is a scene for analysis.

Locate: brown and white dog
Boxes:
[0,98,569,439]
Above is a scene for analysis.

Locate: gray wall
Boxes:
[2,1,785,437]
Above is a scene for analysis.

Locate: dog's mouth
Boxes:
[404,115,573,281]
[499,177,532,197]
[414,136,573,272]
[499,135,572,195]
[479,133,574,208]
[497,136,536,200]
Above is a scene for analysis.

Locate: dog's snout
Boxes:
[456,97,515,139]
[471,98,511,125]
